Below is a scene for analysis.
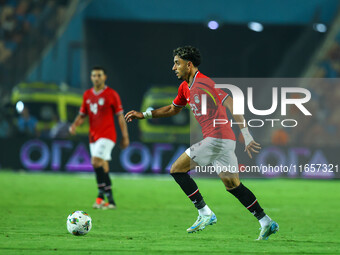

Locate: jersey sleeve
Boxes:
[112,90,124,115]
[172,83,187,107]
[79,92,88,115]
[215,88,229,105]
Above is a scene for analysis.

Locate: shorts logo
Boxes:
[98,98,105,106]
[194,94,200,104]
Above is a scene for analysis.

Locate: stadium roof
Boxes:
[84,0,340,25]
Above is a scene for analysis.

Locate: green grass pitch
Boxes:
[0,171,339,254]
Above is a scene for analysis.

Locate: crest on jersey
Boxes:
[194,94,200,104]
[98,98,105,106]
[86,99,91,104]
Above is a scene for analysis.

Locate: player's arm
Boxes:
[223,96,261,158]
[69,114,86,135]
[125,104,182,122]
[117,113,130,149]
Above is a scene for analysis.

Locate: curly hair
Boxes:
[173,46,201,67]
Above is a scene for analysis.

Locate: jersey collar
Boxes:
[189,71,199,90]
[92,85,107,95]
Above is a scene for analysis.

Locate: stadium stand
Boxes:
[0,0,70,87]
[270,11,340,146]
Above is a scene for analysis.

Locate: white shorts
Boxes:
[89,138,115,161]
[185,137,238,174]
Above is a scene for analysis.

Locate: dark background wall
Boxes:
[85,20,324,104]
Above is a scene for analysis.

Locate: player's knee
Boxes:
[92,158,104,169]
[222,177,240,190]
[170,161,184,174]
[170,163,178,174]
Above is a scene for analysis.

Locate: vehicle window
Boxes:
[24,102,58,122]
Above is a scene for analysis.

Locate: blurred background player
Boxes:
[69,66,130,209]
[125,46,278,240]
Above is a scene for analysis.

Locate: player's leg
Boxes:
[170,145,216,233]
[102,160,116,209]
[90,138,115,209]
[216,144,279,240]
[91,156,106,208]
[219,170,268,221]
[219,171,279,240]
[94,138,116,209]
[170,152,209,212]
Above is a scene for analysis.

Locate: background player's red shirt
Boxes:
[173,71,235,140]
[80,86,123,143]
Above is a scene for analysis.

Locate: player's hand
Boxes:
[69,124,77,135]
[120,136,130,149]
[245,140,261,159]
[125,110,144,122]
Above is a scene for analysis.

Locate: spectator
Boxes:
[17,107,38,136]
[271,129,289,146]
[0,40,12,62]
[49,115,70,139]
[0,0,70,85]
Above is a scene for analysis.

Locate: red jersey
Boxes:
[172,71,235,140]
[80,86,123,143]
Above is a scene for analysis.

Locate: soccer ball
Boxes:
[66,211,92,236]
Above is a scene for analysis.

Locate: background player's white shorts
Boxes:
[89,138,115,161]
[185,137,238,174]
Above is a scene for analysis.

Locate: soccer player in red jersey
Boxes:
[70,66,130,210]
[125,46,279,240]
